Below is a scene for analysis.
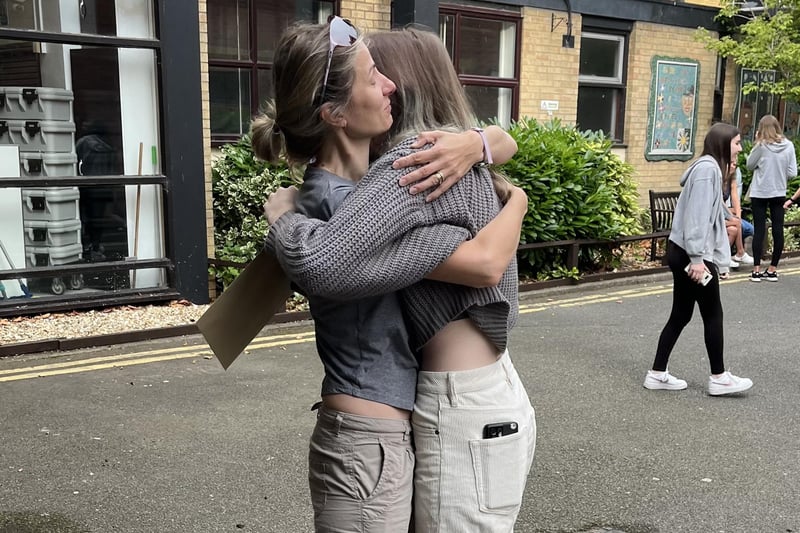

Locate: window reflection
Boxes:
[464,86,513,129]
[210,67,251,136]
[0,34,165,299]
[457,17,516,78]
[0,0,155,38]
[207,0,335,140]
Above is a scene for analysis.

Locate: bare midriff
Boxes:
[322,394,411,419]
[420,318,500,372]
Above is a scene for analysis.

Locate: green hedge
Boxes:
[500,118,643,279]
[211,121,644,285]
[210,135,296,288]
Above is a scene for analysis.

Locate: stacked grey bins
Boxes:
[0,87,83,295]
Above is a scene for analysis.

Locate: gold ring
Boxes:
[433,171,445,186]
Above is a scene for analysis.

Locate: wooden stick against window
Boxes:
[132,142,144,288]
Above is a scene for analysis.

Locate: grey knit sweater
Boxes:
[265,137,519,352]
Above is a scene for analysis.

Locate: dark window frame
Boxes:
[208,0,339,146]
[0,1,208,313]
[577,23,629,144]
[439,4,521,127]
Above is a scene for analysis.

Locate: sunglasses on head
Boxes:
[318,16,358,104]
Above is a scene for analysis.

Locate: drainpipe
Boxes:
[562,0,574,48]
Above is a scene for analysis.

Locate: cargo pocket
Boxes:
[469,431,527,514]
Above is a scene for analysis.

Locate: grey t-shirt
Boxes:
[296,166,418,411]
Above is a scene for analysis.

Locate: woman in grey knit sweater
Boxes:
[263,27,535,532]
[253,20,530,533]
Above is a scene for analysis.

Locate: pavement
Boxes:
[1,263,799,532]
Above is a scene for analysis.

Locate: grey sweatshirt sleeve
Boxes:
[746,145,763,171]
[264,146,472,300]
[788,143,798,179]
[682,170,716,262]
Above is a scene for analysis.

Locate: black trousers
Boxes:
[751,196,785,268]
[652,241,725,375]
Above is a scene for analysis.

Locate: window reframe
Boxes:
[438,4,521,128]
[207,0,338,146]
[576,24,629,144]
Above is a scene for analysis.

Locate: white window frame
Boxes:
[578,32,625,84]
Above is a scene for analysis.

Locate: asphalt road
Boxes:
[1,264,799,533]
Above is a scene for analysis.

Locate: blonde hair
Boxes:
[367,28,475,150]
[251,22,363,166]
[368,28,514,200]
[756,114,784,145]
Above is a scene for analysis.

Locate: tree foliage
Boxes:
[698,0,800,101]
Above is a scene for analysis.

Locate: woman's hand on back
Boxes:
[393,129,484,202]
[264,186,299,225]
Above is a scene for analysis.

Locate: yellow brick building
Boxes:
[201,0,744,218]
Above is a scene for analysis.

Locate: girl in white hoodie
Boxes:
[746,114,798,282]
[644,122,753,396]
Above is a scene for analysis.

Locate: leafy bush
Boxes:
[210,135,297,288]
[785,205,800,251]
[500,118,643,278]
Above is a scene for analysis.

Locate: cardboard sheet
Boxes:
[197,250,292,370]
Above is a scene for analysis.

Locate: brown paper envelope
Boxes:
[197,250,292,370]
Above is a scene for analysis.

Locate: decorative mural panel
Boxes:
[646,56,700,162]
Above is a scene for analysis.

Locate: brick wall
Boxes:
[197,0,215,296]
[721,58,739,125]
[684,0,720,7]
[196,1,733,283]
[341,0,391,32]
[518,7,580,121]
[625,22,719,197]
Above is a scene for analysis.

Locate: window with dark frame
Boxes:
[207,0,337,145]
[0,1,193,313]
[576,28,628,143]
[439,5,521,129]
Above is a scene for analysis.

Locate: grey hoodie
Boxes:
[746,138,797,198]
[669,155,732,271]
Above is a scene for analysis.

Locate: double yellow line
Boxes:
[0,331,316,383]
[518,266,800,314]
[4,267,797,382]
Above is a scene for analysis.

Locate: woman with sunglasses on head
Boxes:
[252,19,527,533]
[260,24,535,533]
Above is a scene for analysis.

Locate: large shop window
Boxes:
[577,29,628,143]
[439,6,520,129]
[208,0,336,145]
[0,1,174,314]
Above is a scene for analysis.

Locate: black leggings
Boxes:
[751,197,785,268]
[652,242,725,375]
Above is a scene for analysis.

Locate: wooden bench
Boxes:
[648,190,680,261]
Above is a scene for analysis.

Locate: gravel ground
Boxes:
[0,300,210,345]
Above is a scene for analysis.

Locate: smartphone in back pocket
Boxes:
[483,421,519,439]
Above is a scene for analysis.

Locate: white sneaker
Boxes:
[733,252,755,265]
[729,258,739,269]
[708,371,753,396]
[644,370,688,391]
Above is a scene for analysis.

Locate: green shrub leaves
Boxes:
[501,118,643,278]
